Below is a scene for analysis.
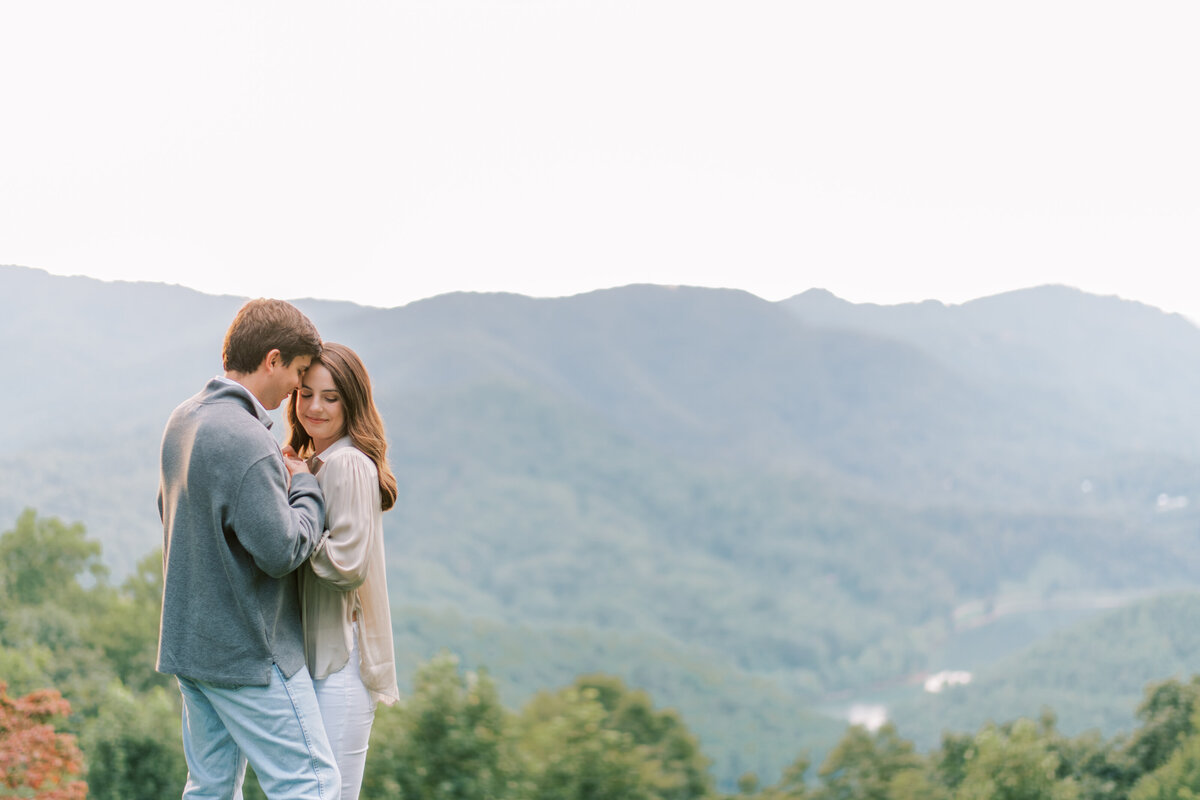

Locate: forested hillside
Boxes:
[4,264,1200,786]
[10,507,1200,799]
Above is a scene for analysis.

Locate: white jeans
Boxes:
[312,623,376,800]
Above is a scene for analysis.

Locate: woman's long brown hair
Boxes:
[286,342,398,511]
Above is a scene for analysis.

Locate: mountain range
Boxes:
[4,264,1200,783]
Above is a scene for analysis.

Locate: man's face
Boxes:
[264,353,312,410]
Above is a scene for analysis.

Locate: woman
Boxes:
[286,342,400,800]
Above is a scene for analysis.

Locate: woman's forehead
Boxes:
[302,362,338,391]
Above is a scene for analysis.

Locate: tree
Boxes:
[956,718,1079,800]
[736,772,761,795]
[515,674,718,800]
[1125,705,1200,800]
[0,681,87,799]
[362,651,518,800]
[1051,727,1135,800]
[755,754,812,799]
[0,509,106,610]
[813,723,927,800]
[1125,677,1200,778]
[518,685,653,800]
[80,682,185,800]
[928,730,975,795]
[571,674,713,799]
[85,550,171,693]
[0,511,115,714]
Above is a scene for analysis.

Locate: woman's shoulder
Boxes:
[322,443,378,478]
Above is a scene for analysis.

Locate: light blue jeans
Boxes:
[177,664,341,800]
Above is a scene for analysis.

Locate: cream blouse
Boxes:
[299,437,399,705]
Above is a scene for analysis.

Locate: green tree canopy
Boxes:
[814,723,927,800]
[956,718,1080,800]
[362,651,518,800]
[0,508,105,609]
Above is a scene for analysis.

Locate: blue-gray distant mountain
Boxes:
[4,264,1200,784]
[783,285,1200,460]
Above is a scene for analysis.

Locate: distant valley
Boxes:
[5,264,1200,783]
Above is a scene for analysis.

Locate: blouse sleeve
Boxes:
[309,450,380,591]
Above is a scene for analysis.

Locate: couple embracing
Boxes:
[157,299,400,800]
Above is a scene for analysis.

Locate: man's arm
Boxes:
[230,454,326,578]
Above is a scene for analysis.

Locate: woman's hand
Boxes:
[281,445,311,484]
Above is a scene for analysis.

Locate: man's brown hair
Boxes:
[222,299,322,373]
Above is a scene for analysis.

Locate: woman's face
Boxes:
[296,363,346,448]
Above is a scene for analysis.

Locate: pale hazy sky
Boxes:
[3,2,1197,319]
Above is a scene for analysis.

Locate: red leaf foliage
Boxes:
[0,682,87,799]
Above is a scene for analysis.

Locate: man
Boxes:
[158,298,340,799]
